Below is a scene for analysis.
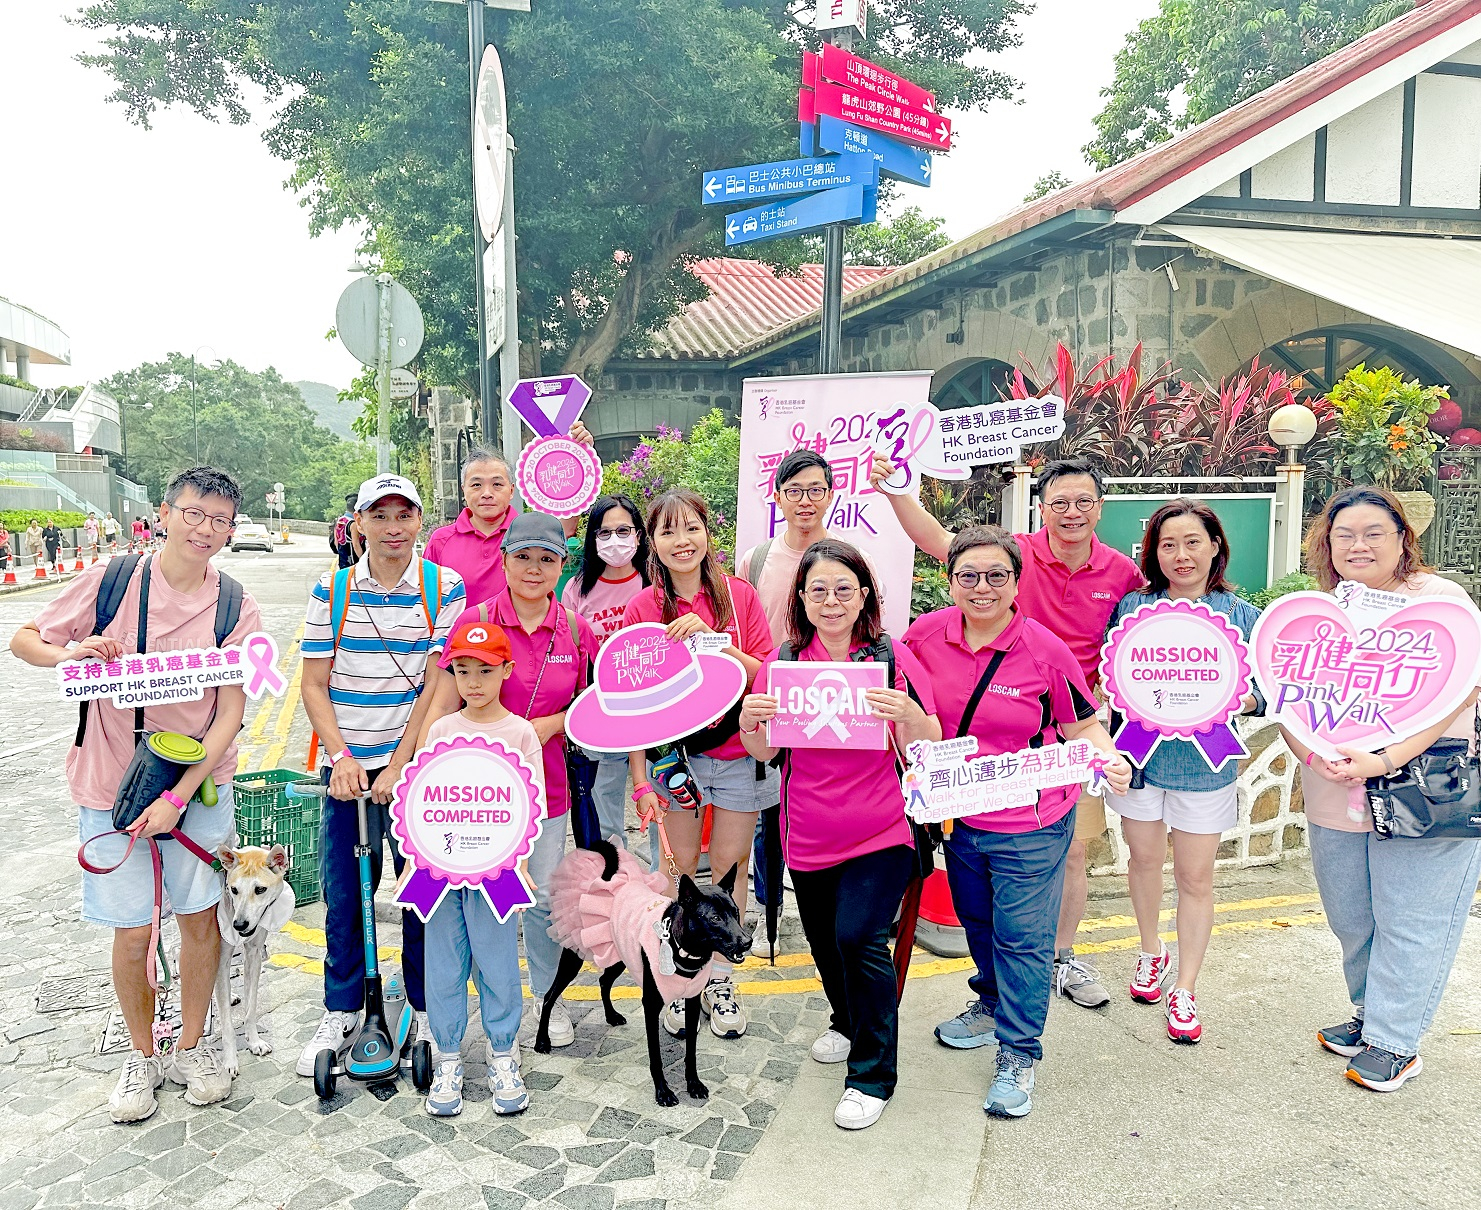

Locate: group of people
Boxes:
[1,510,140,575]
[10,434,1480,1131]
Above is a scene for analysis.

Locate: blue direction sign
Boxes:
[724,184,868,247]
[701,152,876,205]
[814,115,932,187]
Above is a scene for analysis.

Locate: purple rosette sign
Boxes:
[390,735,545,923]
[1099,598,1254,773]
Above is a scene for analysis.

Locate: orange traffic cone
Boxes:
[73,555,85,571]
[2,559,15,585]
[33,564,48,580]
[91,553,99,564]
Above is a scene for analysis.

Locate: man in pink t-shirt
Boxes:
[11,466,260,1124]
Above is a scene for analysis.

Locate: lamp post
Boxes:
[1269,402,1319,578]
[189,345,216,464]
[120,394,153,478]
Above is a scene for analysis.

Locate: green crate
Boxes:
[231,769,324,906]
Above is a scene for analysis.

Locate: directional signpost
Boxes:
[724,184,872,248]
[812,115,932,186]
[701,152,876,205]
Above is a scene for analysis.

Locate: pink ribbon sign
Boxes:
[1250,590,1481,759]
[390,735,545,923]
[1100,599,1254,773]
[765,661,888,751]
[515,435,603,519]
[54,629,286,705]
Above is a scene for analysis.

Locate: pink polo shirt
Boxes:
[903,607,1097,834]
[561,570,645,646]
[760,636,937,871]
[1013,529,1141,689]
[621,575,773,761]
[424,507,517,609]
[442,590,598,818]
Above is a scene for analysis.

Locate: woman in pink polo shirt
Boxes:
[738,539,940,1131]
[902,525,1130,1121]
[625,488,773,1041]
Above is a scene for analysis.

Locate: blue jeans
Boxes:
[320,773,425,1013]
[524,808,569,999]
[580,746,631,847]
[425,887,523,1056]
[943,811,1075,1061]
[1308,823,1481,1055]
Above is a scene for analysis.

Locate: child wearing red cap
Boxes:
[420,620,546,1119]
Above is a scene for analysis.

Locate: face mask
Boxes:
[595,534,638,568]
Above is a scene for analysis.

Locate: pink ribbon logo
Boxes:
[242,633,287,699]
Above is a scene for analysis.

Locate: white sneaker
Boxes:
[834,1087,887,1130]
[542,1000,575,1048]
[661,996,688,1038]
[488,1044,529,1115]
[424,1055,464,1117]
[296,1009,360,1077]
[165,1041,233,1106]
[109,1049,163,1123]
[811,1028,852,1064]
[701,978,747,1039]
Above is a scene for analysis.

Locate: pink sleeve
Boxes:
[621,589,657,626]
[222,591,264,648]
[34,563,110,647]
[1041,629,1097,725]
[423,528,447,564]
[730,577,773,660]
[894,642,937,716]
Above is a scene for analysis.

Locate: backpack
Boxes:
[327,558,443,655]
[74,554,245,748]
[745,539,773,590]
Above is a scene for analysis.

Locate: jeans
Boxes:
[943,811,1075,1061]
[320,772,425,1013]
[425,887,523,1056]
[791,845,913,1099]
[523,808,570,998]
[580,746,631,848]
[1308,823,1481,1055]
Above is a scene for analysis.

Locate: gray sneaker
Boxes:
[983,1048,1036,1118]
[934,999,997,1049]
[1054,948,1111,1008]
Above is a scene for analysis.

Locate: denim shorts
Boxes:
[78,788,235,928]
[651,753,775,813]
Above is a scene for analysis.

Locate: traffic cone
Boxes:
[2,559,15,585]
[73,554,85,571]
[33,564,48,580]
[91,552,99,564]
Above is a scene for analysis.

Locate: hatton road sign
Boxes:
[701,152,877,205]
[800,81,951,151]
[723,183,871,248]
[811,115,932,187]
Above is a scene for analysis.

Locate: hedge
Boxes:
[1,509,89,532]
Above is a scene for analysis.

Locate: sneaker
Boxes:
[983,1048,1036,1118]
[1128,943,1173,1004]
[701,978,747,1039]
[488,1045,530,1115]
[833,1087,887,1130]
[1317,1016,1365,1058]
[1054,948,1111,1008]
[661,996,688,1038]
[424,1055,464,1117]
[542,1000,575,1049]
[296,1009,359,1077]
[109,1049,163,1123]
[1346,1045,1423,1092]
[811,1028,852,1064]
[165,1041,233,1106]
[935,1000,997,1050]
[1166,988,1202,1044]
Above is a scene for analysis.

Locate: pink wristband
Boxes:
[330,748,351,765]
[1304,751,1315,767]
[631,783,654,803]
[160,790,187,811]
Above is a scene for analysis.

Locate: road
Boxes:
[0,545,1478,1210]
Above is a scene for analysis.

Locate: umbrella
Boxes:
[759,804,783,963]
[893,873,923,1002]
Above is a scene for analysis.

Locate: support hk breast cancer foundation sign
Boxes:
[54,632,287,706]
[766,662,888,750]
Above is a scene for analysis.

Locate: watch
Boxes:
[1375,747,1398,776]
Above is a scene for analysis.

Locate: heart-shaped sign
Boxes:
[1249,590,1481,758]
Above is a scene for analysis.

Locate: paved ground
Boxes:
[1,545,1479,1210]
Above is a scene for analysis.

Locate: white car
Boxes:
[231,519,275,553]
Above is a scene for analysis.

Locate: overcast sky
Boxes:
[4,0,1160,392]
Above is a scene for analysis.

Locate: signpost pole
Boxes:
[466,0,496,446]
[818,25,854,376]
[499,137,523,474]
[376,273,393,474]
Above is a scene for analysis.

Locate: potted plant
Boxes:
[1326,364,1449,535]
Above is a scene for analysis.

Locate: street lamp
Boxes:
[1269,402,1319,578]
[1269,402,1319,465]
[120,393,153,475]
[190,344,217,464]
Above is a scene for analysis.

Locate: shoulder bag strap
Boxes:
[213,572,243,647]
[132,556,153,742]
[75,553,143,747]
[956,648,1010,740]
[746,539,772,589]
[329,566,353,656]
[418,559,440,636]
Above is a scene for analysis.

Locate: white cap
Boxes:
[355,474,423,512]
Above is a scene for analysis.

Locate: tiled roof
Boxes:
[639,258,892,360]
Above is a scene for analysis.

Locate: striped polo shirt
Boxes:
[303,556,467,767]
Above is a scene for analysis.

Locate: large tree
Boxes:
[77,0,1026,393]
[1085,0,1413,170]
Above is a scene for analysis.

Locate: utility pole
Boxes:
[466,0,495,444]
[818,22,855,375]
[376,273,393,473]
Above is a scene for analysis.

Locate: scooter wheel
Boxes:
[313,1048,337,1100]
[411,1039,433,1092]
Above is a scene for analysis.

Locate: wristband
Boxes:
[1376,747,1398,776]
[330,748,351,766]
[631,783,654,803]
[739,721,760,735]
[1304,751,1314,767]
[160,790,187,812]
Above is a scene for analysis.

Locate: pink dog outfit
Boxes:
[547,846,713,1003]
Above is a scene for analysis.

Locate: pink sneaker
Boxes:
[1166,988,1202,1044]
[1129,943,1172,1004]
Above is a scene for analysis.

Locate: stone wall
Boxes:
[585,365,744,460]
[429,386,475,524]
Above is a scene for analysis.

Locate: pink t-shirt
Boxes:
[424,507,516,611]
[424,709,546,812]
[562,570,644,647]
[1301,574,1481,833]
[737,536,886,647]
[441,591,598,817]
[621,575,773,761]
[760,636,937,871]
[34,558,263,813]
[903,607,1097,833]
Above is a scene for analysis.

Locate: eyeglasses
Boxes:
[1331,528,1399,548]
[175,506,234,534]
[1044,495,1100,514]
[803,583,860,604]
[952,568,1015,589]
[780,485,831,502]
[595,526,637,541]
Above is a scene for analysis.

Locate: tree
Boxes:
[815,206,951,268]
[1023,170,1071,202]
[1085,0,1413,169]
[77,0,1028,393]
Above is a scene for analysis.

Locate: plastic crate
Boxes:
[231,769,324,906]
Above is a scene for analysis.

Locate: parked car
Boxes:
[231,519,275,553]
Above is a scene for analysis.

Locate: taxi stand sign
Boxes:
[701,151,876,205]
[724,182,874,248]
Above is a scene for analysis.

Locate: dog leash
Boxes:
[636,799,683,887]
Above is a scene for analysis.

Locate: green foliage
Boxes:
[1,509,88,531]
[911,554,952,619]
[1085,1,1413,169]
[342,367,431,504]
[1249,571,1318,610]
[0,422,68,453]
[800,206,951,268]
[1327,364,1446,491]
[1023,170,1072,202]
[0,373,37,392]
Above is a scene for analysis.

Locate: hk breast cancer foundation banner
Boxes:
[738,371,931,638]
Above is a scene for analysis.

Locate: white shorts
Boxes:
[1106,782,1237,835]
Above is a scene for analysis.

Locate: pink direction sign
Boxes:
[390,734,545,923]
[516,435,602,519]
[1250,589,1481,760]
[817,44,937,113]
[508,375,592,439]
[766,661,887,751]
[802,81,951,150]
[1100,599,1253,773]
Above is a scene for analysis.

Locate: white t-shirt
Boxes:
[737,533,884,648]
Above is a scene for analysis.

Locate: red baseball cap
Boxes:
[444,620,514,666]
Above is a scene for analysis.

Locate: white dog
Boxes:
[214,844,296,1076]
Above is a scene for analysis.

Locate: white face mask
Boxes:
[595,533,639,568]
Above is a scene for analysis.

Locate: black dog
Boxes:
[537,838,752,1106]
